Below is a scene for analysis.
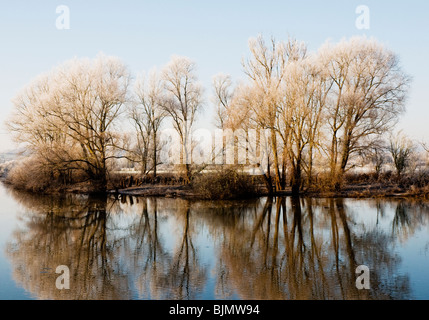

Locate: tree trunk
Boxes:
[291,159,302,196]
[263,160,273,194]
[270,128,282,192]
[153,131,157,178]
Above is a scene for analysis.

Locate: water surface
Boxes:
[0,183,428,300]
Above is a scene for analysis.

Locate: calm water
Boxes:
[0,183,429,300]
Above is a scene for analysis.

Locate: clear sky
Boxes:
[0,0,428,152]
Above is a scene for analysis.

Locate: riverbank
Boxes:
[108,184,195,198]
[306,182,429,199]
[2,177,429,200]
[108,182,429,200]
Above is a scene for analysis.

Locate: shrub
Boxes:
[191,168,259,200]
[5,156,56,192]
[4,155,89,193]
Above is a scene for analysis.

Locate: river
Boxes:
[0,183,428,300]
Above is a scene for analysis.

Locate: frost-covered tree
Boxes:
[319,37,410,188]
[212,73,237,130]
[389,132,414,178]
[215,35,410,194]
[132,69,167,177]
[281,54,332,194]
[8,54,130,191]
[241,35,307,193]
[161,56,203,183]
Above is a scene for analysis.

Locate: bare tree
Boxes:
[132,69,167,177]
[212,74,253,170]
[280,55,331,194]
[212,75,277,192]
[8,54,130,191]
[212,74,234,130]
[161,56,203,183]
[369,140,388,179]
[241,35,307,193]
[319,37,410,188]
[389,132,414,178]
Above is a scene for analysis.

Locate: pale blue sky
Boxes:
[1,0,428,151]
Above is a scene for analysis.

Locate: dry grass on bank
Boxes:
[190,168,261,200]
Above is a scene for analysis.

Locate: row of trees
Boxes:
[213,36,410,194]
[8,54,203,191]
[8,35,411,194]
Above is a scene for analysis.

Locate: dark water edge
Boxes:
[3,173,429,201]
[1,182,429,300]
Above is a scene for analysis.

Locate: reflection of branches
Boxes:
[128,197,172,300]
[249,197,272,258]
[392,201,411,238]
[389,200,429,243]
[336,199,361,299]
[4,184,420,300]
[6,192,132,300]
[153,202,207,300]
[171,207,196,297]
[306,198,328,299]
[375,200,386,226]
[134,198,163,262]
[209,197,412,300]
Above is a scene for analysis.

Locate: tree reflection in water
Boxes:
[6,187,429,300]
[6,190,130,299]
[129,198,207,299]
